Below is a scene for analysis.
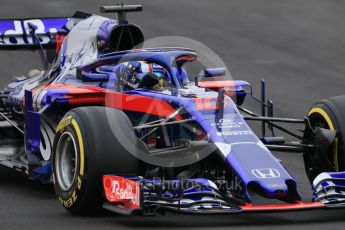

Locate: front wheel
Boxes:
[304,96,345,182]
[52,107,142,215]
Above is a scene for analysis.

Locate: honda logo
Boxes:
[251,168,281,179]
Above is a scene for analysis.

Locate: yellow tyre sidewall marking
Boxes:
[56,116,85,207]
[308,107,339,171]
[71,119,85,176]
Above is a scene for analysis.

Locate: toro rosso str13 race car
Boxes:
[1,4,345,216]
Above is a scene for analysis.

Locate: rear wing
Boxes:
[0,12,91,68]
[0,18,70,51]
[0,12,90,51]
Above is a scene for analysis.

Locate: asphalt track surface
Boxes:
[1,0,345,229]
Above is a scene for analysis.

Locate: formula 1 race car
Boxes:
[1,4,345,216]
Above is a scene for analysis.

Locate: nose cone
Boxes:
[221,142,298,199]
[251,181,289,198]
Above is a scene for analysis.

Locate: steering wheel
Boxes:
[138,73,160,89]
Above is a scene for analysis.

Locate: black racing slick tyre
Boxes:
[52,106,142,215]
[304,96,345,182]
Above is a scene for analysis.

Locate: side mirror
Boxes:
[197,79,250,91]
[197,80,237,89]
[76,68,109,82]
[204,68,225,78]
[196,68,227,88]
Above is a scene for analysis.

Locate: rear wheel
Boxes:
[304,96,345,182]
[52,106,142,215]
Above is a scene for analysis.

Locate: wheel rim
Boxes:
[55,131,78,191]
[309,117,338,171]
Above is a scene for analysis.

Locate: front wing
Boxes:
[101,175,345,216]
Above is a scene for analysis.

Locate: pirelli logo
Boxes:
[56,116,72,133]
